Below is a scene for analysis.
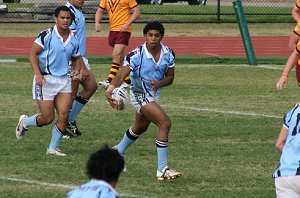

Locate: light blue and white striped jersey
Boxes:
[273,103,300,178]
[66,179,119,198]
[66,1,86,57]
[124,42,175,96]
[34,25,80,76]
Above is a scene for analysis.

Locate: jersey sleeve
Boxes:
[71,36,81,57]
[124,46,141,71]
[167,47,175,68]
[99,0,106,10]
[296,42,300,53]
[297,0,300,9]
[128,0,138,9]
[283,103,300,129]
[34,28,52,49]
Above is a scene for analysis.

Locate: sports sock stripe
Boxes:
[156,140,168,148]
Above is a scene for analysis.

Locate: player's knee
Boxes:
[39,114,54,125]
[133,124,149,134]
[112,53,122,62]
[160,119,171,132]
[82,77,98,96]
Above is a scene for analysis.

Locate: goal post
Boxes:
[233,0,257,65]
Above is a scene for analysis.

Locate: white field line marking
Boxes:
[161,105,282,119]
[0,59,16,63]
[0,46,28,52]
[174,64,285,70]
[0,176,151,198]
[204,53,220,56]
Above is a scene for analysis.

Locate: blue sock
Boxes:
[24,114,39,128]
[117,127,139,155]
[156,140,168,170]
[48,125,63,149]
[69,93,88,122]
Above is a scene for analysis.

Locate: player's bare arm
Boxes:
[95,7,104,32]
[276,50,300,91]
[72,56,82,80]
[29,43,45,86]
[292,6,300,22]
[275,126,288,154]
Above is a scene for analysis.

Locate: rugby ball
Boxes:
[112,87,130,110]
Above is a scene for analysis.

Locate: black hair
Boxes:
[86,145,124,182]
[143,21,165,37]
[54,6,75,22]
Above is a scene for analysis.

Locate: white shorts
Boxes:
[130,91,159,113]
[82,57,91,70]
[69,57,90,71]
[275,176,300,198]
[32,75,71,100]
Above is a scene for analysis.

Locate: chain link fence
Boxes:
[0,0,296,23]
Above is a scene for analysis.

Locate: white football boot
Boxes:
[157,166,181,180]
[16,115,28,140]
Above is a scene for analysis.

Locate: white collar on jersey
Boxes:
[53,25,74,44]
[143,42,168,59]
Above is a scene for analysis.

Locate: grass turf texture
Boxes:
[1,61,299,197]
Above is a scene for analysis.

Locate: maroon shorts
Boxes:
[108,31,131,47]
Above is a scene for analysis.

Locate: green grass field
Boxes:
[1,61,300,197]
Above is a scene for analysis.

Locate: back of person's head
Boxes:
[143,21,165,37]
[86,145,124,183]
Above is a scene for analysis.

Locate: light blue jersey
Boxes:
[124,42,175,96]
[66,180,119,198]
[273,103,300,178]
[34,25,80,76]
[66,1,86,57]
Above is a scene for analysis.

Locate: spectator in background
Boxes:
[66,145,124,198]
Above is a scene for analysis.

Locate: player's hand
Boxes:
[276,75,288,91]
[72,70,82,81]
[35,74,45,86]
[95,23,101,32]
[105,85,118,108]
[121,24,129,32]
[80,67,89,81]
[149,80,160,96]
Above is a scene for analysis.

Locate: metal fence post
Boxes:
[217,0,220,24]
[233,0,257,65]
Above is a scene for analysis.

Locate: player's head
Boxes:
[69,0,85,9]
[143,21,165,37]
[86,145,124,184]
[54,6,74,25]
